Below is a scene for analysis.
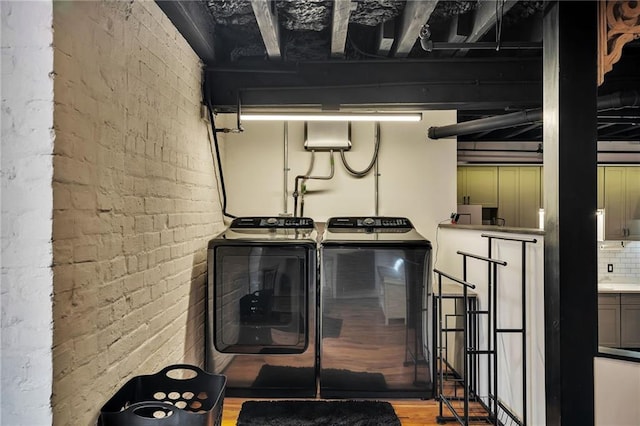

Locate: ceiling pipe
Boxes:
[428,90,640,139]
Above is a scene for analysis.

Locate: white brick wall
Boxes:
[598,241,640,279]
[1,1,55,425]
[51,1,223,424]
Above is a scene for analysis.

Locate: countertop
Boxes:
[598,277,640,293]
[439,223,545,236]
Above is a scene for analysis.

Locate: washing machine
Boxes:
[320,216,433,398]
[205,216,318,398]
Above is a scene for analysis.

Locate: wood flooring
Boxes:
[221,396,491,425]
[218,296,491,424]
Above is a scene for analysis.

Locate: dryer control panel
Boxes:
[231,216,315,229]
[327,216,413,230]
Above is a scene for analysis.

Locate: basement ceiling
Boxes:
[157,1,640,142]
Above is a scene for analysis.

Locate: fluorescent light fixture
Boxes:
[240,112,422,122]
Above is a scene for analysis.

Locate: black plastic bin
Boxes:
[99,364,226,426]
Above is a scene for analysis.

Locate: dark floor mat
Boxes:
[236,400,401,426]
[252,365,387,390]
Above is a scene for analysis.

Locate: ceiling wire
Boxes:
[495,0,505,51]
[346,33,389,60]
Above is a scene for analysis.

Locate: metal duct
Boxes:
[597,90,640,111]
[428,109,542,139]
[427,90,640,140]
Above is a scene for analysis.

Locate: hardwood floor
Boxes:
[217,296,491,424]
[221,398,429,425]
[221,397,489,425]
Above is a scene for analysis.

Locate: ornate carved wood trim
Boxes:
[598,0,640,86]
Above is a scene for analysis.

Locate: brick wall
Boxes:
[1,2,54,424]
[51,1,223,423]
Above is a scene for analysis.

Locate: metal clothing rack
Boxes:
[434,233,537,426]
[434,268,479,425]
[481,234,537,426]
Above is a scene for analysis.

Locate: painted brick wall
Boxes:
[51,1,223,424]
[1,2,54,424]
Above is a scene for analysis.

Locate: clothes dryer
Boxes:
[320,216,433,398]
[205,216,318,398]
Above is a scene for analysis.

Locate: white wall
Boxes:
[435,227,545,425]
[595,357,640,425]
[1,1,55,424]
[218,111,457,243]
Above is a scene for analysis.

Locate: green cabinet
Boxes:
[457,166,498,207]
[598,166,605,210]
[603,167,640,240]
[498,166,541,228]
[456,165,638,232]
[457,166,541,228]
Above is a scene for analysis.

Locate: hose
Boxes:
[340,122,380,177]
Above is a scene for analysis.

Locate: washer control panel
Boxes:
[327,216,413,230]
[231,216,314,229]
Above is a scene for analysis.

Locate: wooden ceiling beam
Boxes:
[455,0,518,57]
[447,13,472,43]
[251,0,281,60]
[376,20,395,56]
[392,1,438,57]
[331,0,354,58]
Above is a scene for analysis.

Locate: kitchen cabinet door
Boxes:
[625,167,640,238]
[457,168,465,205]
[604,167,640,240]
[597,166,605,210]
[604,167,627,240]
[519,167,542,228]
[498,167,518,227]
[598,294,621,348]
[458,166,498,207]
[620,294,640,348]
[498,166,541,228]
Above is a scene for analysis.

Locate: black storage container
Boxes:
[99,364,226,426]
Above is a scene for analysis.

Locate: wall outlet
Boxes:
[607,263,613,273]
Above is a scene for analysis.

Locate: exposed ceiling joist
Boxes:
[448,13,472,43]
[154,0,216,63]
[331,0,354,58]
[376,20,395,56]
[455,0,518,57]
[392,1,438,57]
[251,0,280,59]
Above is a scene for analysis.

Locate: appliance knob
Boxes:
[266,217,278,225]
[363,217,375,226]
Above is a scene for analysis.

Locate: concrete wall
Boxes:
[51,1,222,424]
[1,2,55,424]
[217,112,458,243]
